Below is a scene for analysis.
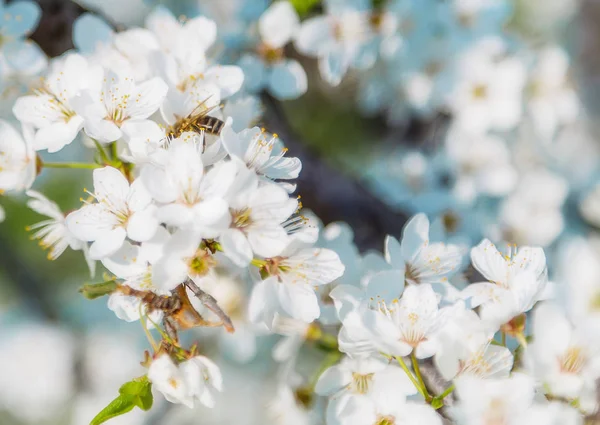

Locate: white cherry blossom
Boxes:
[462,239,548,327]
[148,354,223,408]
[525,302,600,402]
[248,248,345,327]
[385,213,463,288]
[221,121,301,190]
[13,53,100,152]
[66,166,159,260]
[73,71,167,143]
[239,1,307,100]
[140,136,235,235]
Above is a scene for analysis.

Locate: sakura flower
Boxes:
[445,125,517,203]
[148,354,223,408]
[462,239,548,327]
[13,53,99,152]
[499,169,568,247]
[526,46,579,140]
[26,190,95,275]
[146,7,243,97]
[435,307,513,380]
[248,248,345,327]
[295,1,373,86]
[316,356,419,425]
[238,1,307,100]
[0,1,45,74]
[451,374,536,425]
[140,137,235,235]
[0,120,36,192]
[66,167,159,260]
[221,121,301,190]
[525,302,600,402]
[221,169,297,266]
[385,213,463,288]
[448,37,526,134]
[73,71,168,143]
[372,283,458,358]
[337,279,458,359]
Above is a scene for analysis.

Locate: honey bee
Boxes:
[167,99,226,139]
[117,279,234,342]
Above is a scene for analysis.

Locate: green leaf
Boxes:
[119,376,153,411]
[90,395,136,425]
[89,376,153,425]
[289,0,320,16]
[79,280,118,299]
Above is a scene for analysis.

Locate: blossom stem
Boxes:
[395,356,426,399]
[437,384,455,400]
[110,141,120,163]
[516,332,528,349]
[250,258,267,267]
[411,353,432,402]
[93,138,112,165]
[139,306,159,353]
[501,331,506,347]
[43,162,102,169]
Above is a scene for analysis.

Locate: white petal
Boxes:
[83,119,123,143]
[259,1,299,49]
[101,241,145,278]
[219,228,253,267]
[315,364,352,396]
[268,59,308,100]
[204,65,244,99]
[400,213,430,263]
[238,54,267,93]
[127,79,168,120]
[89,227,127,259]
[93,166,130,204]
[295,16,332,56]
[127,208,159,242]
[278,282,320,323]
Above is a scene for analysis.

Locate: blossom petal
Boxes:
[89,227,127,259]
[268,59,308,100]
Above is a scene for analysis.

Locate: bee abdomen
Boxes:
[199,116,225,135]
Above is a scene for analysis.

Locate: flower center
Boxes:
[442,210,461,233]
[369,12,384,30]
[258,43,284,64]
[559,346,586,374]
[458,350,492,377]
[186,248,216,277]
[405,263,420,284]
[472,84,488,99]
[351,372,374,394]
[232,208,253,229]
[375,416,395,425]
